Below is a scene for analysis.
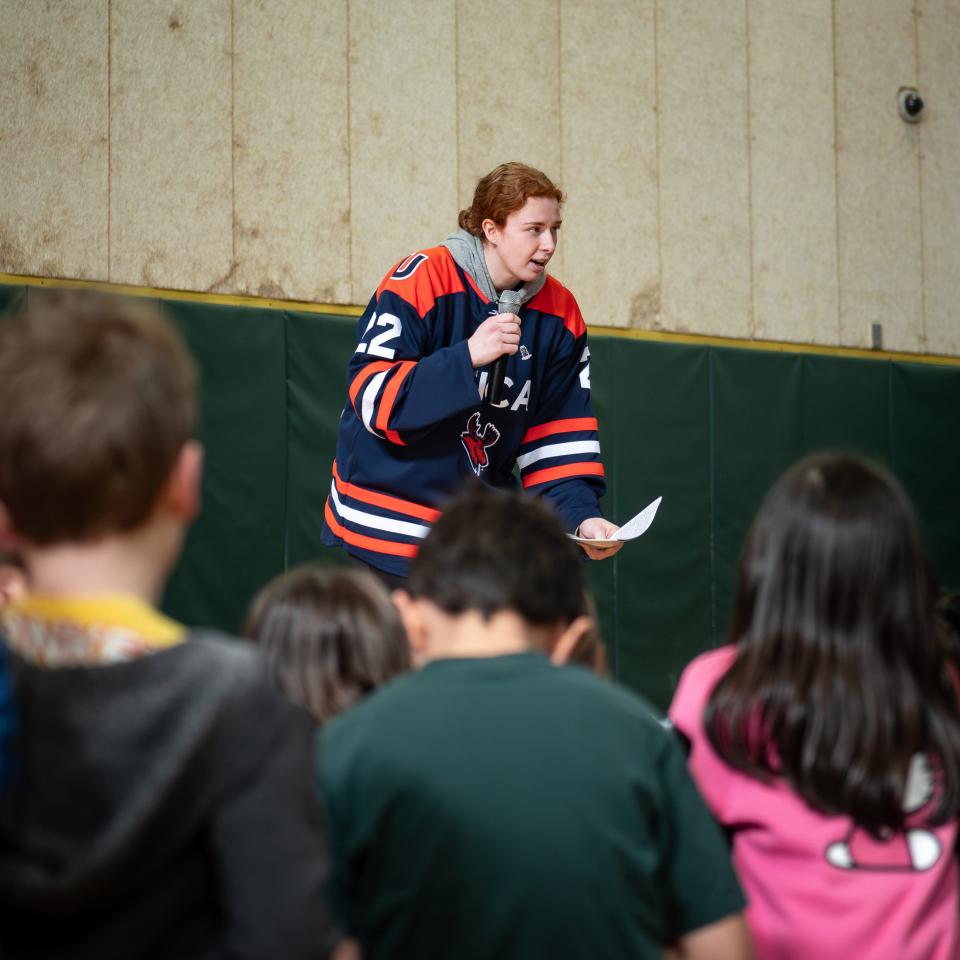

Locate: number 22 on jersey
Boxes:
[356,313,402,359]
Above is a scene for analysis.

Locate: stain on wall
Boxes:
[2,0,959,354]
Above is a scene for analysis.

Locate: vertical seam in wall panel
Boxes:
[913,1,928,351]
[799,352,807,451]
[454,0,460,210]
[230,0,236,273]
[107,0,112,279]
[831,0,842,344]
[345,0,354,303]
[611,338,620,679]
[888,359,896,473]
[282,311,290,568]
[556,0,562,178]
[554,0,563,279]
[708,347,717,646]
[654,0,663,329]
[745,0,756,339]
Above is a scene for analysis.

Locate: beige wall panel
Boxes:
[0,0,108,279]
[457,0,564,278]
[560,0,657,329]
[835,1,923,351]
[111,1,233,290]
[918,0,960,356]
[749,0,838,345]
[233,0,349,303]
[658,1,752,338]
[349,0,457,300]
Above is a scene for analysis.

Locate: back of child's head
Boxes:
[407,484,586,627]
[707,451,960,835]
[0,291,196,546]
[245,566,410,724]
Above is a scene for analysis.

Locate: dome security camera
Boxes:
[899,87,924,123]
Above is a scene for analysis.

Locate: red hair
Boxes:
[458,162,564,237]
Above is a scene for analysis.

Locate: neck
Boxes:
[420,607,556,662]
[481,242,517,294]
[21,518,181,605]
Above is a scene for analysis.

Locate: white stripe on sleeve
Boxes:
[516,440,601,471]
[361,369,390,435]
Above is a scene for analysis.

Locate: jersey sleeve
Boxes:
[346,252,481,446]
[516,310,605,531]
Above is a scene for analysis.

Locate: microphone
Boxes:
[487,289,523,406]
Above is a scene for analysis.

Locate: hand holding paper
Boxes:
[568,496,663,549]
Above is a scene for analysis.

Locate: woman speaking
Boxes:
[322,162,621,583]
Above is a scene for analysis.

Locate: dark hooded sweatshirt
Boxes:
[0,631,338,960]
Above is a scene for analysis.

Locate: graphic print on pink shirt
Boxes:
[824,753,942,872]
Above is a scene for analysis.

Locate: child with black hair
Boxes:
[670,452,960,960]
[245,566,410,724]
[317,485,750,960]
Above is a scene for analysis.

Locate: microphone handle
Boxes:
[487,354,508,406]
[487,292,522,407]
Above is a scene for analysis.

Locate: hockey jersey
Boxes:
[321,245,606,577]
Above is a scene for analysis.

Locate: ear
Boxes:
[163,441,204,522]
[0,501,22,549]
[0,564,27,606]
[481,218,500,245]
[550,615,595,667]
[391,590,429,662]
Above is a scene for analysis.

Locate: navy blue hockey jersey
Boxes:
[321,245,606,576]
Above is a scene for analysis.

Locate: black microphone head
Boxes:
[498,289,523,314]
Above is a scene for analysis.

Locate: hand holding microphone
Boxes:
[466,289,523,404]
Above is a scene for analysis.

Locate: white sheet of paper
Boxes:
[567,496,663,548]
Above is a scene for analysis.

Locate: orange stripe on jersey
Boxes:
[459,265,491,303]
[526,275,586,338]
[522,462,605,489]
[324,501,420,558]
[376,246,466,318]
[376,360,416,445]
[522,417,599,444]
[332,462,441,523]
[348,360,394,411]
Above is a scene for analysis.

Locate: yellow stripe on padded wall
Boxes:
[3,272,959,368]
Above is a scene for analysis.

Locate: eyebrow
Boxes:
[522,220,563,227]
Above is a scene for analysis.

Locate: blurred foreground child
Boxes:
[0,294,338,959]
[670,453,960,960]
[246,566,410,724]
[318,486,751,960]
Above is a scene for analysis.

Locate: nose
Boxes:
[540,229,556,255]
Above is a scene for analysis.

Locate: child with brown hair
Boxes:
[245,566,410,724]
[0,292,338,959]
[322,161,621,584]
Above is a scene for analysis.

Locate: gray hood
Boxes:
[442,229,546,306]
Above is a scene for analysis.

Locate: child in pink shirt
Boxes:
[670,452,960,960]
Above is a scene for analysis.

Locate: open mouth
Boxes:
[529,258,549,271]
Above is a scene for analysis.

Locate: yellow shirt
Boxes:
[1,594,185,667]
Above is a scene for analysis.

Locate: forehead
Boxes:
[507,195,562,226]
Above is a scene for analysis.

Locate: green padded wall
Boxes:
[2,283,958,708]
